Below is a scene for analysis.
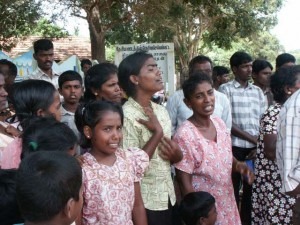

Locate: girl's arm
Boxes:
[132,182,148,225]
[175,168,194,197]
[263,134,277,160]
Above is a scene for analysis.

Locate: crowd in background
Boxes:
[0,38,299,225]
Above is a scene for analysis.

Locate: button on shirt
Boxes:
[166,89,232,136]
[28,67,60,89]
[276,89,300,193]
[219,80,266,148]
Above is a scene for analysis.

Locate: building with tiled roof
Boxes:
[4,36,91,61]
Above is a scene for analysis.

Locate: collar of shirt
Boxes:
[34,67,60,79]
[233,79,253,90]
[60,105,74,116]
[127,97,157,113]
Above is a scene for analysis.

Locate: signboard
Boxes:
[115,43,175,96]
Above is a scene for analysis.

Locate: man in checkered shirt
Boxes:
[277,88,300,225]
[219,51,266,225]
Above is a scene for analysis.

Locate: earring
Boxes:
[87,135,90,138]
[136,82,139,85]
[94,93,98,96]
[288,91,292,95]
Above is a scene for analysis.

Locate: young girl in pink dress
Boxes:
[75,101,149,225]
[174,72,254,225]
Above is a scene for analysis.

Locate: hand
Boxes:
[245,149,256,160]
[5,125,21,137]
[249,135,258,145]
[236,161,255,185]
[159,136,183,163]
[76,155,85,166]
[137,107,163,135]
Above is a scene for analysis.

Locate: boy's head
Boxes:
[58,70,83,105]
[80,59,92,76]
[275,53,296,69]
[179,191,217,225]
[16,151,83,224]
[212,66,230,86]
[0,169,23,224]
[230,51,252,82]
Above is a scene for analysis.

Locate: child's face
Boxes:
[200,204,217,225]
[59,80,83,105]
[88,111,122,156]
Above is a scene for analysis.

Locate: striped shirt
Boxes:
[276,89,300,193]
[219,80,266,148]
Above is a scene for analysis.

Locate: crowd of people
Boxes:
[0,38,299,225]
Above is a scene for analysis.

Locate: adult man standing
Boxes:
[219,51,266,225]
[276,88,300,225]
[166,55,232,136]
[28,39,60,89]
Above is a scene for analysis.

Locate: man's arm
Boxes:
[231,123,257,145]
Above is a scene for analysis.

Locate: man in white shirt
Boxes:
[166,55,232,136]
[28,39,60,89]
[276,88,300,225]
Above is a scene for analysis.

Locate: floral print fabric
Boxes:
[251,103,295,224]
[81,147,149,225]
[174,116,241,225]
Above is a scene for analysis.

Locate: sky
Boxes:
[64,0,300,51]
[271,0,300,51]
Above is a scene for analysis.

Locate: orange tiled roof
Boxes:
[4,36,91,61]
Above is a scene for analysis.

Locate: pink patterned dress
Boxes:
[174,116,241,225]
[81,147,149,225]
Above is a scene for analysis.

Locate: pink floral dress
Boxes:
[81,147,149,225]
[174,116,241,225]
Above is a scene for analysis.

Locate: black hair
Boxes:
[58,70,83,89]
[33,39,54,54]
[80,59,92,68]
[0,59,18,77]
[213,66,229,77]
[179,191,216,225]
[10,80,57,128]
[182,72,213,100]
[75,100,124,148]
[16,151,82,223]
[271,65,300,104]
[230,51,252,68]
[188,55,213,75]
[21,117,77,159]
[275,53,296,69]
[118,51,153,97]
[252,59,273,74]
[0,169,23,224]
[84,63,118,102]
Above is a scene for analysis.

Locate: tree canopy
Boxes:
[0,0,42,51]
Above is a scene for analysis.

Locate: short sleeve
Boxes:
[1,137,22,169]
[173,124,200,174]
[127,147,149,182]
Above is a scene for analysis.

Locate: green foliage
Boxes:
[205,31,284,69]
[31,18,69,38]
[0,0,42,51]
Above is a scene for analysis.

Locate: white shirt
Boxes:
[28,67,60,89]
[166,89,232,136]
[276,89,300,193]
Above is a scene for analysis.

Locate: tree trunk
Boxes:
[88,20,106,62]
